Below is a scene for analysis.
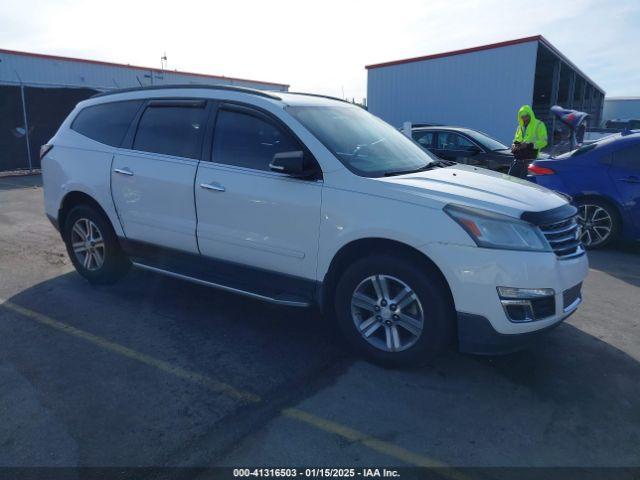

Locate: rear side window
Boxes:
[133,104,207,159]
[71,100,142,146]
[212,109,300,171]
[612,145,640,170]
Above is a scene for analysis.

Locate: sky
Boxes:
[1,0,639,100]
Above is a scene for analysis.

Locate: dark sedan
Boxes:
[411,126,514,172]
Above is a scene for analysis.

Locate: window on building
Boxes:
[133,104,207,159]
[212,109,300,171]
[72,100,142,147]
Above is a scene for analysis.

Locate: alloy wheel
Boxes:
[350,274,424,352]
[71,218,105,271]
[577,204,613,247]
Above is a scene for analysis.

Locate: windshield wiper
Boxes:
[383,160,453,177]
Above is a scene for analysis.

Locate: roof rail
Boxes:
[284,92,350,104]
[91,84,282,100]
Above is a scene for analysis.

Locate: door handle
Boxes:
[200,182,226,192]
[619,176,640,184]
[114,168,134,176]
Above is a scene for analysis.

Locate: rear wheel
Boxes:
[63,205,130,284]
[334,255,454,367]
[575,199,619,249]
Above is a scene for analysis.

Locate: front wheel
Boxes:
[576,199,619,249]
[334,255,454,367]
[63,204,130,284]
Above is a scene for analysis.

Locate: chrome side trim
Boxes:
[132,262,311,308]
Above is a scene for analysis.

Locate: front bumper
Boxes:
[421,242,588,349]
[457,302,579,355]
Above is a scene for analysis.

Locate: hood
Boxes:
[373,164,567,218]
[517,105,537,127]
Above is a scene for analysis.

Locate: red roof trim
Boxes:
[0,47,289,88]
[365,35,543,69]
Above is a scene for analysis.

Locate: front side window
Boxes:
[437,132,475,151]
[72,100,142,146]
[213,109,300,171]
[287,105,435,177]
[133,105,207,159]
[462,129,508,151]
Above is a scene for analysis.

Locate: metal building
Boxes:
[366,35,605,147]
[0,48,289,172]
[602,97,640,125]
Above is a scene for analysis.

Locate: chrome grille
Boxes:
[539,215,585,259]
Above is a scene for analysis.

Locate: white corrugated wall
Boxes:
[367,41,538,144]
[0,50,288,91]
[603,99,640,124]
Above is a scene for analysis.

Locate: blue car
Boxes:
[528,131,640,248]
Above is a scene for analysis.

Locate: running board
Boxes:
[132,262,311,308]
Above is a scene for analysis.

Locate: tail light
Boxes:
[40,144,53,160]
[528,164,555,176]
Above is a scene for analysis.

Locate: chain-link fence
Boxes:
[1,84,99,172]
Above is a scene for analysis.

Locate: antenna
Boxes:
[161,52,167,70]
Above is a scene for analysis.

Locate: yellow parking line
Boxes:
[1,298,462,472]
[0,299,260,404]
[282,408,448,468]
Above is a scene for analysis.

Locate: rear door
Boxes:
[111,99,210,253]
[609,144,640,231]
[433,131,484,165]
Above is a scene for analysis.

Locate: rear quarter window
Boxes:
[71,100,143,146]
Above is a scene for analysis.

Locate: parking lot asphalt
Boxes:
[1,174,639,470]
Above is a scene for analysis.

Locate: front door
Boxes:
[195,104,322,281]
[111,99,209,253]
[434,131,485,166]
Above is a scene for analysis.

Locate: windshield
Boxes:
[462,129,509,151]
[287,105,436,177]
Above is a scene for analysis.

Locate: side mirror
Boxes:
[269,151,316,177]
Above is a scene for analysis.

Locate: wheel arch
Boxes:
[58,191,114,233]
[572,193,624,222]
[320,238,454,316]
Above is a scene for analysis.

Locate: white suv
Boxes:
[41,86,588,366]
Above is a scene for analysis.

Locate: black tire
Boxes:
[575,198,620,249]
[63,204,130,284]
[334,254,455,368]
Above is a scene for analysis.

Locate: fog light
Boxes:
[497,287,556,323]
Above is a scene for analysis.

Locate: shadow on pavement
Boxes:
[587,244,640,288]
[0,269,349,466]
[1,267,639,467]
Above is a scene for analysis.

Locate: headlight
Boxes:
[444,204,551,252]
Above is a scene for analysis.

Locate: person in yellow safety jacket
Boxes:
[508,105,548,178]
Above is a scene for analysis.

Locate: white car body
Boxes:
[42,86,588,356]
